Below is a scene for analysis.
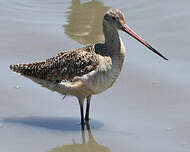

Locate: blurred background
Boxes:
[0,0,190,152]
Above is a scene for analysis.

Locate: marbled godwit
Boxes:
[10,8,168,124]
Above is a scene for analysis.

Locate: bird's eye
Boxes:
[112,16,116,20]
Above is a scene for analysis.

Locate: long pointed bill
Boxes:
[122,24,168,60]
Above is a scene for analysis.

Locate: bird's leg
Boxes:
[81,126,86,144]
[86,120,91,130]
[85,95,92,122]
[78,98,85,125]
[80,105,85,126]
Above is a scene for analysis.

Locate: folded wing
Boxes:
[10,45,99,82]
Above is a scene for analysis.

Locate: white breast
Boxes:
[80,55,122,95]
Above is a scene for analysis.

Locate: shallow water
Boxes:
[1,0,190,152]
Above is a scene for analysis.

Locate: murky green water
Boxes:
[0,0,190,152]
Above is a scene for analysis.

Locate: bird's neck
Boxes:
[103,21,125,64]
[103,22,120,55]
[102,21,126,72]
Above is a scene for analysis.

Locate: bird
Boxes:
[10,8,168,125]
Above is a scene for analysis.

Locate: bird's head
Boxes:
[103,8,168,60]
[103,8,126,30]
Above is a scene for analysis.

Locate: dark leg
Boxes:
[81,125,85,144]
[79,98,85,125]
[80,105,85,125]
[86,120,90,130]
[85,95,91,121]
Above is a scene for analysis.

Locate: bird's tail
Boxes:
[10,64,26,74]
[9,62,45,77]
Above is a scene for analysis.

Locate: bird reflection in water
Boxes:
[50,123,111,152]
[63,0,110,45]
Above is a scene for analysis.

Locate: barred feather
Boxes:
[10,44,99,82]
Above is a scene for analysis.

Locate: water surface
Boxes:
[0,0,190,152]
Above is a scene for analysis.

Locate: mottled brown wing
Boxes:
[10,45,99,82]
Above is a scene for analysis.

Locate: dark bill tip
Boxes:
[122,24,168,61]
